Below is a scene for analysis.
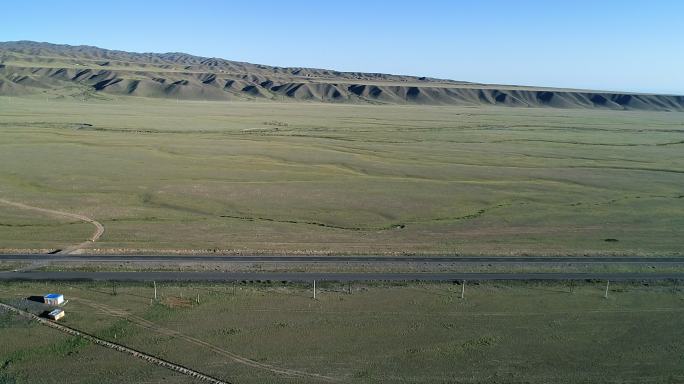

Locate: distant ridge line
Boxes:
[1,41,683,111]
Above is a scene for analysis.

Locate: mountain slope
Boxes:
[1,41,683,111]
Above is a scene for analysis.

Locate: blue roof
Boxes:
[45,293,63,299]
[48,309,63,316]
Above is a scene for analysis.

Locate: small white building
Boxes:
[44,293,64,306]
[47,308,65,320]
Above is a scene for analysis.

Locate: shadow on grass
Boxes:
[27,295,44,303]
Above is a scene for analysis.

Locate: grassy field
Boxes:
[0,305,189,383]
[1,280,683,383]
[1,95,683,255]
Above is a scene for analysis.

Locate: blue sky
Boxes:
[4,1,683,94]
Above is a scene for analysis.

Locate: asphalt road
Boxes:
[2,254,682,282]
[2,254,684,264]
[0,271,683,282]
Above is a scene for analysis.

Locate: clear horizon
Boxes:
[4,0,683,94]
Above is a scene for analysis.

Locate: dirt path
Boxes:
[0,301,228,384]
[0,198,104,254]
[73,297,339,382]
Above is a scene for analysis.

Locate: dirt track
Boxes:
[73,296,339,382]
[0,198,104,254]
[0,301,228,384]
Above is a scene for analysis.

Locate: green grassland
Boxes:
[0,307,189,383]
[1,95,683,255]
[1,281,683,383]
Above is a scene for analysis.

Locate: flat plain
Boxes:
[1,95,683,255]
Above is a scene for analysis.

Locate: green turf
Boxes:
[1,95,683,255]
[1,281,683,383]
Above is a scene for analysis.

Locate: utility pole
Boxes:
[570,280,575,294]
[460,280,466,299]
[313,280,316,300]
[604,280,610,299]
[153,281,157,300]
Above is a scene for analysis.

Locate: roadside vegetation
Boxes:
[30,261,684,274]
